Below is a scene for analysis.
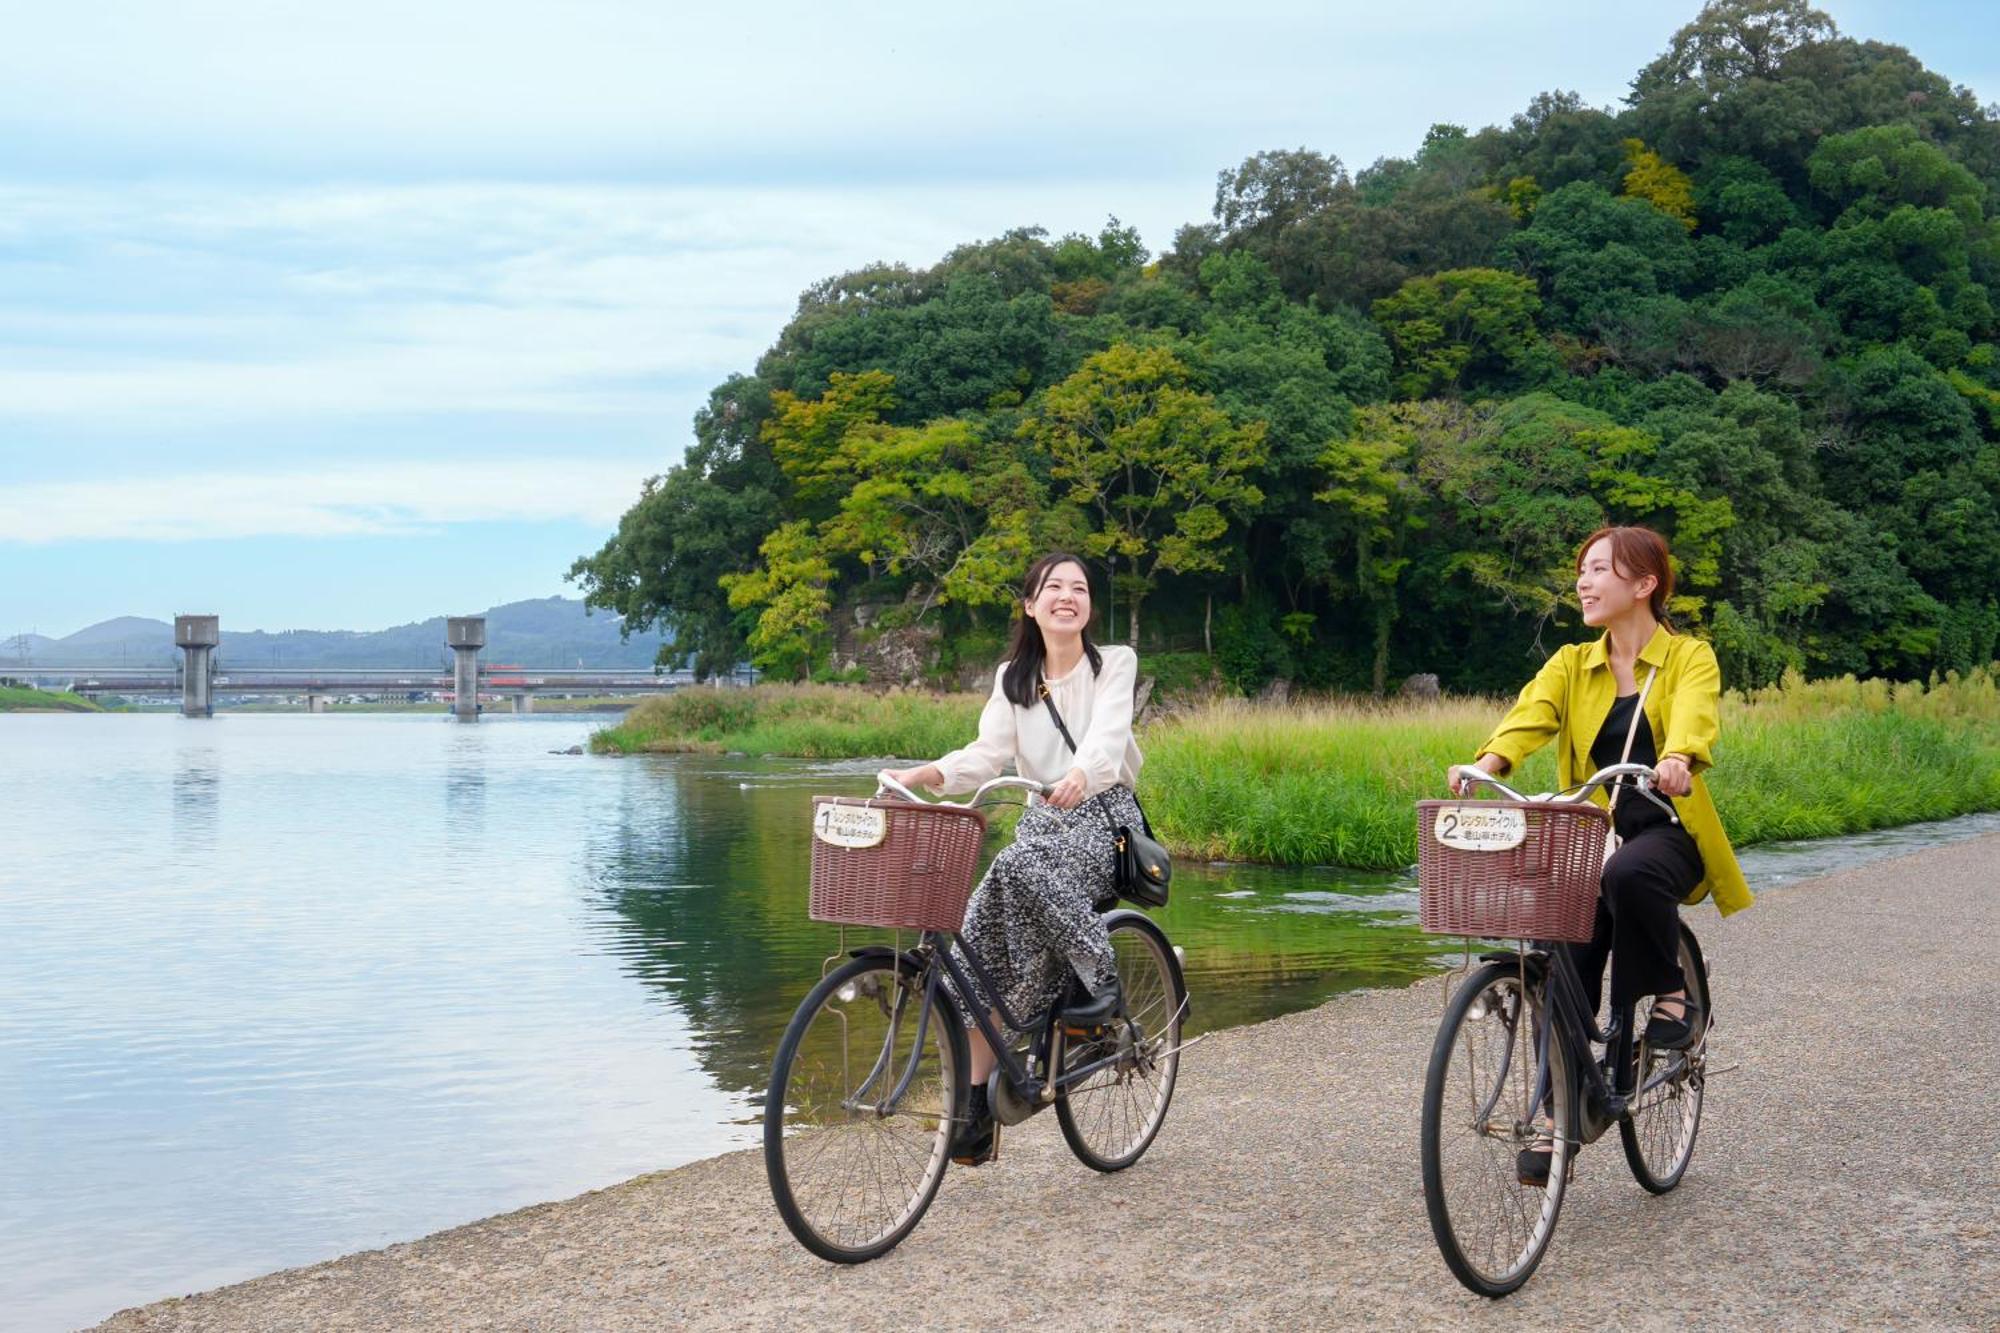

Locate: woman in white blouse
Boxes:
[882,551,1144,1165]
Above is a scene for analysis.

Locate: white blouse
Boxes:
[932,645,1144,797]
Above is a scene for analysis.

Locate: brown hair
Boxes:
[1001,552,1103,707]
[1575,525,1676,629]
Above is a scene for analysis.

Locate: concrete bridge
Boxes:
[26,616,744,720]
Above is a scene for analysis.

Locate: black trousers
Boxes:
[1570,822,1704,1012]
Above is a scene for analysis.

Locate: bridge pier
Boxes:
[448,617,485,722]
[509,692,533,715]
[174,615,219,718]
[306,692,331,714]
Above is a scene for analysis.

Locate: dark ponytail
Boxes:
[1000,552,1102,707]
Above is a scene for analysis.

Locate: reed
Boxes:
[591,683,981,759]
[1146,668,2000,868]
[592,668,2000,869]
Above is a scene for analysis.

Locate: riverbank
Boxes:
[0,684,105,712]
[593,669,2000,869]
[94,832,2000,1330]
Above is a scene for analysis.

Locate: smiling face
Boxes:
[1575,536,1657,627]
[1026,559,1091,635]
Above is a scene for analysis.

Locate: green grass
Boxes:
[1146,668,2000,868]
[592,683,983,758]
[593,667,2000,868]
[0,684,106,712]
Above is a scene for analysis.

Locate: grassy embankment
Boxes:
[0,684,106,712]
[595,669,2000,870]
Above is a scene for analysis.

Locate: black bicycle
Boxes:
[764,774,1190,1263]
[1418,763,1712,1297]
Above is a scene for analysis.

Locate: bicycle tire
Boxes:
[764,952,966,1262]
[1421,959,1574,1298]
[1620,925,1709,1193]
[1056,912,1186,1172]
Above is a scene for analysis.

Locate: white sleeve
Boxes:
[931,665,1016,795]
[1074,648,1137,797]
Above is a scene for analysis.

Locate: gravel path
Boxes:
[97,836,1999,1331]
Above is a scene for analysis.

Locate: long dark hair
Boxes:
[1576,525,1677,630]
[1000,552,1103,707]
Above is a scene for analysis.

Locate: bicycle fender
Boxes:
[1098,908,1192,1023]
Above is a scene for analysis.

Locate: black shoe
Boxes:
[1644,996,1706,1051]
[1517,1144,1553,1188]
[950,1085,999,1167]
[1059,977,1122,1029]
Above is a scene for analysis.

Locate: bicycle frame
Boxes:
[1443,762,1696,1145]
[1483,942,1701,1149]
[844,925,1161,1128]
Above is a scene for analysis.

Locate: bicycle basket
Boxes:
[1415,799,1609,943]
[807,796,988,931]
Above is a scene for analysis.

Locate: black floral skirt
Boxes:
[943,785,1139,1036]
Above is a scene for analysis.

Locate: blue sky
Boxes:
[0,1,1991,637]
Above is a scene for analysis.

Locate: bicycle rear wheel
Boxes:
[1421,959,1574,1298]
[1620,925,1709,1193]
[1055,912,1186,1172]
[764,953,964,1262]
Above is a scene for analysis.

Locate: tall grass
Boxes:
[1147,668,2000,868]
[592,683,981,759]
[593,668,2000,869]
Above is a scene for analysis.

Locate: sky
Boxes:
[0,1,1992,637]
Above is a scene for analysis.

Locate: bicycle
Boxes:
[763,773,1191,1263]
[1416,762,1712,1297]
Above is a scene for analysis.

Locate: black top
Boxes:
[1591,693,1672,838]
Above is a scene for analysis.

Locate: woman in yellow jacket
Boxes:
[1452,526,1753,1181]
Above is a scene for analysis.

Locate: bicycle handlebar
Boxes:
[1446,761,1679,822]
[873,771,1051,805]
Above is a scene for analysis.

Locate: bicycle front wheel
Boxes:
[764,952,964,1263]
[1620,925,1709,1193]
[1055,911,1186,1172]
[1421,959,1574,1298]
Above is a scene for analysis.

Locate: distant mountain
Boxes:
[4,599,673,669]
[60,616,175,646]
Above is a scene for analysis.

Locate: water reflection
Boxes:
[443,728,487,844]
[171,743,221,857]
[578,758,1448,1099]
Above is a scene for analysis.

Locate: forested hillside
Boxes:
[571,0,2000,694]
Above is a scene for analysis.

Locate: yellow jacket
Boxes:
[1476,624,1753,916]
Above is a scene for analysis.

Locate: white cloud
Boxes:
[0,459,650,543]
[0,179,1197,429]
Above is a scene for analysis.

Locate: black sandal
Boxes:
[950,1085,1001,1167]
[1643,994,1706,1051]
[1516,1122,1559,1188]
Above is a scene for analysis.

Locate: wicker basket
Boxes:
[1415,799,1609,943]
[807,796,989,931]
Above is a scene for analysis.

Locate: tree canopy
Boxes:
[572,1,2000,692]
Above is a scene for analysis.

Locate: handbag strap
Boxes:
[1609,666,1658,813]
[1039,677,1153,835]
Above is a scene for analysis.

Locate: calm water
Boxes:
[4,714,1994,1330]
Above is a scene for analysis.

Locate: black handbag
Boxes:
[1038,680,1172,908]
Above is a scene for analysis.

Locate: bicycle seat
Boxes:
[1060,977,1122,1028]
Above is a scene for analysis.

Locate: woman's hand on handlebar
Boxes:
[1653,754,1693,798]
[880,764,942,794]
[1448,754,1508,797]
[1043,767,1089,810]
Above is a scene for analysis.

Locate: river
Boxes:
[3,712,1993,1330]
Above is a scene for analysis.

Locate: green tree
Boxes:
[1372,268,1543,398]
[718,520,835,679]
[568,376,780,677]
[1027,344,1267,644]
[1315,404,1432,694]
